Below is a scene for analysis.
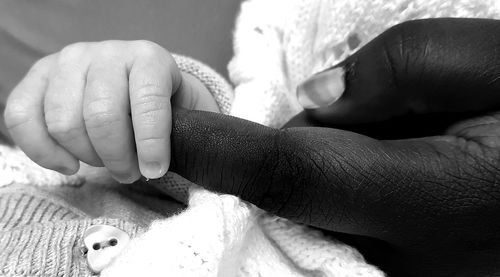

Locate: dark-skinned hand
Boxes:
[169,18,500,277]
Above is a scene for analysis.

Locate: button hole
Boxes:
[92,242,101,250]
[109,238,118,246]
[81,246,89,256]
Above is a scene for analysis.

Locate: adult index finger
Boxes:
[168,109,500,275]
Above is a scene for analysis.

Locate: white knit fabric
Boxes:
[228,0,500,127]
[103,189,384,277]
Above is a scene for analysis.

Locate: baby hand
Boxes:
[4,40,219,183]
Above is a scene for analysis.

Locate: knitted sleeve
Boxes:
[173,54,234,115]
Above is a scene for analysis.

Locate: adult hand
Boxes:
[170,19,500,276]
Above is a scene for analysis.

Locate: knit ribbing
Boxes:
[0,188,144,277]
[174,54,234,115]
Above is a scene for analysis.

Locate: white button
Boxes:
[82,225,131,274]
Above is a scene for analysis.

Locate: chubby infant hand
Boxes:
[4,40,219,183]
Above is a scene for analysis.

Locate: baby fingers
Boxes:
[6,40,180,183]
[83,55,141,183]
[4,54,80,174]
[44,43,103,168]
[127,41,180,179]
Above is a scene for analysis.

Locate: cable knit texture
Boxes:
[228,0,500,127]
[2,1,500,276]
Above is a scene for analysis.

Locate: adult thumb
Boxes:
[296,18,500,126]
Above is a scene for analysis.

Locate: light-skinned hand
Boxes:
[4,40,219,183]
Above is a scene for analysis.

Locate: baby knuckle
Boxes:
[84,101,122,135]
[95,40,123,58]
[51,68,77,85]
[86,76,112,93]
[134,40,158,50]
[133,40,167,57]
[31,55,54,72]
[135,136,164,147]
[59,42,88,62]
[86,77,108,94]
[132,99,168,120]
[4,102,32,130]
[84,110,121,129]
[130,81,164,98]
[45,118,80,142]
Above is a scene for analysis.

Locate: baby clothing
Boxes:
[2,0,500,276]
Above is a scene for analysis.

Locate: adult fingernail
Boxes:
[297,67,345,109]
[140,161,165,179]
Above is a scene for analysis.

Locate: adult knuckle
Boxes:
[272,129,341,225]
[246,130,300,212]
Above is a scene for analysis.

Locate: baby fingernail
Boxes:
[297,67,345,109]
[111,172,136,184]
[55,166,75,175]
[140,161,165,179]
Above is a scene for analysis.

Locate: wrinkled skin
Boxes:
[170,19,500,276]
